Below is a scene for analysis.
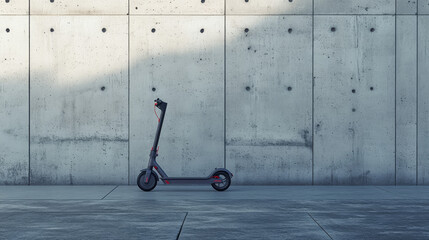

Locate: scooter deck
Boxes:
[161,176,220,185]
[163,177,210,180]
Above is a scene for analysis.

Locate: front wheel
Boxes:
[137,171,157,192]
[211,171,231,191]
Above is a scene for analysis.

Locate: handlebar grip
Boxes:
[154,98,163,105]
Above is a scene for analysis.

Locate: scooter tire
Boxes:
[137,171,157,192]
[211,171,231,191]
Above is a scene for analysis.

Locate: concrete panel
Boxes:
[0,212,185,239]
[180,212,331,240]
[30,0,127,15]
[0,16,28,184]
[397,0,417,14]
[129,16,224,182]
[315,0,395,14]
[226,16,313,184]
[226,0,312,15]
[418,16,429,185]
[419,0,429,14]
[314,16,395,184]
[396,16,417,185]
[131,0,224,15]
[0,0,28,15]
[30,16,128,184]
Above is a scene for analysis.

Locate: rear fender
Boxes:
[209,168,233,178]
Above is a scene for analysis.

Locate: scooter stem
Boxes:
[152,98,167,151]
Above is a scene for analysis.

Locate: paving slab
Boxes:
[0,185,117,200]
[1,186,429,239]
[179,212,331,240]
[0,212,185,240]
[310,211,429,240]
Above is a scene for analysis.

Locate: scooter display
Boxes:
[137,98,233,192]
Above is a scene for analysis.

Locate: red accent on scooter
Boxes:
[154,166,158,170]
[165,180,170,184]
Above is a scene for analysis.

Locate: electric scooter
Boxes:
[137,98,233,191]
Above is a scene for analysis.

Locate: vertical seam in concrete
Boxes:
[416,1,419,185]
[127,0,130,185]
[395,0,397,185]
[311,0,315,185]
[224,0,226,169]
[28,0,31,185]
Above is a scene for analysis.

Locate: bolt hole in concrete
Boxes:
[288,28,292,33]
[370,28,375,32]
[352,108,356,112]
[244,28,249,33]
[135,7,138,9]
[102,28,106,33]
[370,87,374,91]
[50,0,54,2]
[50,28,54,32]
[245,0,249,2]
[5,0,10,3]
[200,28,204,33]
[5,28,10,33]
[201,0,205,3]
[245,86,251,91]
[101,86,106,91]
[352,89,356,93]
[152,87,156,92]
[289,0,293,2]
[287,86,292,91]
[151,28,156,33]
[331,27,336,32]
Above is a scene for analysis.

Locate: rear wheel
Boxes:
[137,171,157,192]
[211,171,231,191]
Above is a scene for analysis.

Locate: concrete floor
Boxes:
[1,185,429,239]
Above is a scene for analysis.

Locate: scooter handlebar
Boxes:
[154,98,163,106]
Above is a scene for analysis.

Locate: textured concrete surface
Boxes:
[418,16,429,185]
[396,16,417,185]
[314,0,395,14]
[0,1,428,185]
[131,0,224,15]
[226,0,313,14]
[397,0,417,14]
[419,0,429,14]
[30,0,128,15]
[29,16,128,184]
[0,0,28,15]
[226,16,312,184]
[1,186,429,239]
[314,16,396,184]
[0,16,29,185]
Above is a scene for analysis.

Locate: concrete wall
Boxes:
[0,0,427,185]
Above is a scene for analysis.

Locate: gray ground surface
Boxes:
[0,185,428,239]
